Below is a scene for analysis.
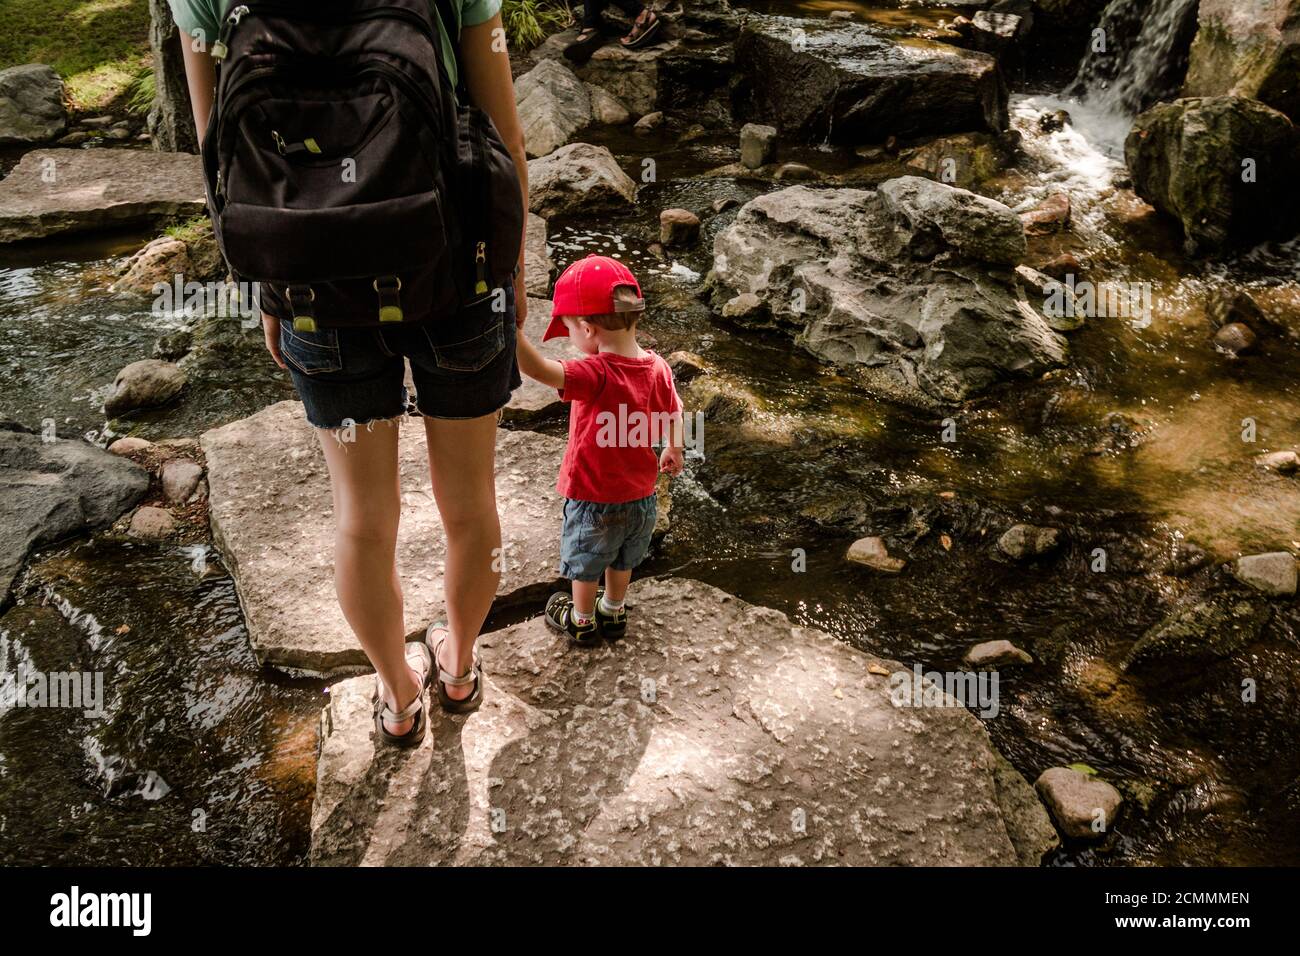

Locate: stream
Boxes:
[2,0,1298,866]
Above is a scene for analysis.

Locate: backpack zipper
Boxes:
[211,5,250,61]
[212,2,437,61]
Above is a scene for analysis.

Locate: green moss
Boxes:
[502,0,572,51]
[0,0,153,111]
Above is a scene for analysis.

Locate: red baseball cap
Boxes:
[543,254,644,341]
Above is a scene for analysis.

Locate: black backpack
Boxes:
[202,0,523,331]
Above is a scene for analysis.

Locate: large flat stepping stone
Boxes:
[736,16,1008,143]
[504,297,580,424]
[201,401,565,674]
[0,148,206,243]
[310,577,1057,866]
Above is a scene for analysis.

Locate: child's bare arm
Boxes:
[515,327,566,390]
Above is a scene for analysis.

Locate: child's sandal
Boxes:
[426,623,485,714]
[545,592,601,646]
[372,641,433,748]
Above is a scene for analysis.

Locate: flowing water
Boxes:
[2,1,1299,865]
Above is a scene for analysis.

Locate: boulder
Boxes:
[0,149,206,243]
[527,143,637,219]
[103,360,187,419]
[706,179,1063,404]
[587,84,631,125]
[515,59,593,158]
[0,64,66,144]
[900,131,1016,190]
[659,208,701,247]
[1182,0,1300,123]
[1233,552,1298,597]
[201,401,569,673]
[0,431,149,604]
[112,237,189,295]
[735,16,1008,144]
[997,523,1061,559]
[845,536,905,572]
[524,214,553,297]
[1034,767,1122,840]
[128,506,177,539]
[310,577,1057,866]
[1125,96,1300,255]
[504,298,580,424]
[532,35,711,116]
[1123,598,1272,674]
[740,122,777,169]
[147,0,198,153]
[964,640,1033,669]
[161,458,204,505]
[970,11,1031,56]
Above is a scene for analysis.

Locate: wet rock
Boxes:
[103,360,187,419]
[997,523,1061,559]
[735,16,1008,143]
[587,84,630,125]
[0,64,67,144]
[1183,0,1300,123]
[1018,191,1071,236]
[970,11,1031,56]
[964,640,1033,669]
[0,148,206,243]
[740,122,776,169]
[1206,288,1278,335]
[659,208,701,247]
[161,458,204,505]
[108,437,155,458]
[774,162,817,181]
[1233,552,1298,597]
[711,196,740,213]
[128,506,176,539]
[900,131,1015,190]
[845,536,905,572]
[524,214,553,297]
[634,110,664,134]
[514,59,593,158]
[1035,767,1123,841]
[113,237,189,295]
[0,431,149,604]
[1256,450,1300,474]
[201,401,568,673]
[153,329,194,362]
[1039,252,1082,279]
[528,143,637,218]
[667,351,707,385]
[505,298,580,424]
[533,34,687,116]
[1124,598,1272,673]
[1039,109,1071,133]
[1125,96,1300,255]
[706,180,1064,404]
[310,576,1055,866]
[1213,322,1257,355]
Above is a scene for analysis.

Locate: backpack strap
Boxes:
[430,0,470,102]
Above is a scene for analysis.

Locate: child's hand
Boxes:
[659,445,684,476]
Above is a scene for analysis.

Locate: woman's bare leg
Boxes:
[423,413,501,701]
[318,420,421,732]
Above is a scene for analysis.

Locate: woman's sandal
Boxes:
[563,26,606,65]
[372,641,434,748]
[426,623,485,714]
[621,11,663,50]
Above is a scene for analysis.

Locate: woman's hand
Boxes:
[514,267,528,328]
[262,312,287,369]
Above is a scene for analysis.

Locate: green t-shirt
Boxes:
[166,0,501,88]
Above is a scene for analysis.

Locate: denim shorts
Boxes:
[278,286,521,428]
[560,494,658,582]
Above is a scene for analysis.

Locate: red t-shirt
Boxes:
[557,351,682,503]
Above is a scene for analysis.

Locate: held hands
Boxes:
[659,445,685,476]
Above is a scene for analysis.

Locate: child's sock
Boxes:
[598,594,625,615]
[572,604,595,625]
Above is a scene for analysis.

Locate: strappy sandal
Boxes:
[426,623,485,714]
[563,26,606,65]
[545,592,601,646]
[372,641,433,748]
[621,11,663,50]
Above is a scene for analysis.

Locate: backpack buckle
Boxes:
[374,276,403,323]
[287,285,317,333]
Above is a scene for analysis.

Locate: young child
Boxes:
[515,254,684,644]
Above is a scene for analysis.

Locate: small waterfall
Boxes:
[1066,0,1201,117]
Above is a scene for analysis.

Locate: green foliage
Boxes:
[164,216,211,246]
[503,0,573,51]
[126,68,156,116]
[0,0,153,111]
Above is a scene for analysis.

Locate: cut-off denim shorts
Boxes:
[279,285,520,428]
[560,494,658,582]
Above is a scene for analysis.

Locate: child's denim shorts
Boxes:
[560,494,658,582]
[278,286,520,429]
